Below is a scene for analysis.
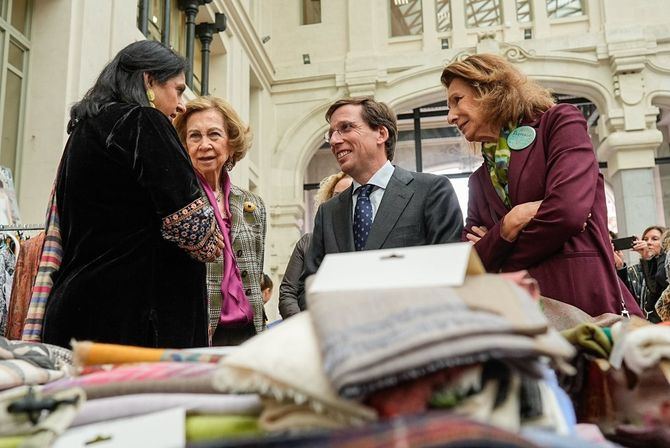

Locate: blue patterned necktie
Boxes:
[353,184,375,251]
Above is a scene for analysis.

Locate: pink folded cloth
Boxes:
[44,362,218,399]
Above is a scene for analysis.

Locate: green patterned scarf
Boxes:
[481,128,512,208]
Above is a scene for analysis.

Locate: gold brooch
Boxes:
[243,201,256,213]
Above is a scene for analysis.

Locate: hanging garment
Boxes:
[0,240,16,337]
[5,232,44,339]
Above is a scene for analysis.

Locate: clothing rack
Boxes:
[0,224,44,232]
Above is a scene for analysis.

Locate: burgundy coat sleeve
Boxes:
[463,171,515,272]
[504,104,597,270]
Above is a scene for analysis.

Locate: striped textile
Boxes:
[21,186,62,342]
[0,337,72,370]
[47,362,215,389]
[43,362,218,399]
[0,359,65,391]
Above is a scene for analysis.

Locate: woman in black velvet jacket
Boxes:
[40,41,223,348]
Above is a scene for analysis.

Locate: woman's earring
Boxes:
[146,89,156,108]
[224,158,234,171]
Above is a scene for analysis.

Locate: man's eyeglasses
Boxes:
[324,121,358,144]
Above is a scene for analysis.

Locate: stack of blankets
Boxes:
[0,340,262,446]
[559,315,670,448]
[6,271,670,446]
[214,274,616,446]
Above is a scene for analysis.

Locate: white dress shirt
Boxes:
[351,161,395,222]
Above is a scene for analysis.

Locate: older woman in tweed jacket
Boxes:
[174,97,266,345]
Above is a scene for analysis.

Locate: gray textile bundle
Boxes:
[307,274,575,398]
[0,337,73,370]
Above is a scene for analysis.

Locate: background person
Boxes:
[628,225,667,322]
[278,172,352,319]
[41,41,222,349]
[654,229,670,321]
[174,96,266,346]
[442,53,641,318]
[609,231,634,298]
[261,273,273,305]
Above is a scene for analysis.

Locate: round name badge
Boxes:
[507,126,536,150]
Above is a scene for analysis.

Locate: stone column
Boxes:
[599,130,662,238]
[599,26,664,237]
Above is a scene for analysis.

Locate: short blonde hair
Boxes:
[314,172,349,207]
[441,54,554,128]
[173,96,252,169]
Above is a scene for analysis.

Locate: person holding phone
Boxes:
[655,230,670,320]
[627,226,667,322]
[609,231,636,298]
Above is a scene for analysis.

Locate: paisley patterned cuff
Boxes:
[161,197,220,262]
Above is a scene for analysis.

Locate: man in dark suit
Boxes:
[302,97,463,283]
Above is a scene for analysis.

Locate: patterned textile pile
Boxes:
[0,337,71,391]
[308,274,574,399]
[212,273,622,447]
[5,272,670,446]
[0,337,81,446]
[0,340,263,446]
[558,316,670,447]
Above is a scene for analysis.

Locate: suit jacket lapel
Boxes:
[365,167,413,250]
[332,186,355,252]
[507,117,541,204]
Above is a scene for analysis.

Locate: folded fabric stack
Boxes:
[555,312,670,447]
[606,317,670,447]
[0,340,263,446]
[308,275,574,401]
[0,337,82,446]
[5,269,654,446]
[0,337,71,391]
[214,312,377,432]
[212,274,619,447]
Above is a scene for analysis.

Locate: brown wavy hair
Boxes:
[173,96,252,169]
[441,54,554,128]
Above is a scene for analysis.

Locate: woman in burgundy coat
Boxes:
[441,54,642,318]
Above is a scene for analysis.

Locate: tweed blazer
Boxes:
[206,184,266,337]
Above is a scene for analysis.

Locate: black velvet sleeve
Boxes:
[106,106,219,262]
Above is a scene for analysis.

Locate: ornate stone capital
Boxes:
[597,128,662,175]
